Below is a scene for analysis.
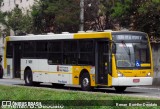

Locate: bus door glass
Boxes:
[13,42,21,78]
[96,41,109,84]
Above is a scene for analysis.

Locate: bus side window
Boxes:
[23,42,36,58]
[48,41,62,64]
[63,40,78,65]
[78,40,95,65]
[36,41,48,58]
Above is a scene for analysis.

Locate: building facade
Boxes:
[0,0,35,12]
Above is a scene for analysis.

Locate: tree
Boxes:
[100,0,117,30]
[136,0,160,37]
[7,5,33,35]
[111,0,133,29]
[111,0,160,37]
[0,11,7,27]
[83,0,101,30]
[0,0,3,6]
[84,0,123,31]
[32,0,80,33]
[0,0,10,36]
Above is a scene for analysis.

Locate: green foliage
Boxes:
[0,0,3,6]
[0,0,160,37]
[83,0,100,30]
[0,84,158,100]
[7,7,23,31]
[108,0,133,29]
[0,85,159,109]
[0,11,7,27]
[135,0,160,37]
[7,6,33,35]
[110,0,160,37]
[112,3,122,17]
[32,0,80,33]
[111,0,132,18]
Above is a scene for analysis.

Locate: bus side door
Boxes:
[95,40,109,85]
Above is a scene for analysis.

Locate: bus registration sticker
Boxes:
[133,79,140,83]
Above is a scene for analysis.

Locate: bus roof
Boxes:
[6,31,146,41]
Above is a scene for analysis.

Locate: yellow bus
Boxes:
[3,31,153,92]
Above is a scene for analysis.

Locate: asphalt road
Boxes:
[0,78,160,99]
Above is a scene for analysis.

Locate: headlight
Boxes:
[118,71,124,77]
[146,72,151,77]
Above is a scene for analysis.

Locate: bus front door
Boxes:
[96,41,109,85]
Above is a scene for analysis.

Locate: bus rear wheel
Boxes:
[0,65,3,79]
[24,69,40,86]
[24,70,33,86]
[114,86,127,93]
[0,72,3,79]
[80,73,92,91]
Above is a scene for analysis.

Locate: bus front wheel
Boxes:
[114,86,127,93]
[80,73,92,91]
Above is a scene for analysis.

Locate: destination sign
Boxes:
[113,35,147,41]
[117,35,142,40]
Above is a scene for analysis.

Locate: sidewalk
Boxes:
[152,78,160,88]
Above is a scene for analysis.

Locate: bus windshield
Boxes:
[115,42,150,68]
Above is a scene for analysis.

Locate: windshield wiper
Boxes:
[121,41,130,56]
[121,41,132,65]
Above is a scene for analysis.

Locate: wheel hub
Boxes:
[26,74,31,83]
[83,78,89,87]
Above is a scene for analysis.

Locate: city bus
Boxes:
[3,31,153,92]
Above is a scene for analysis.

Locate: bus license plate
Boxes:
[133,79,140,83]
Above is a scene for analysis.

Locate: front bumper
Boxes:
[112,77,153,86]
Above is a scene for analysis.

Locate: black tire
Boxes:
[0,72,3,79]
[24,69,40,86]
[80,73,92,91]
[114,86,127,93]
[24,69,34,86]
[0,65,3,79]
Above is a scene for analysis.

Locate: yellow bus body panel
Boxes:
[74,32,112,40]
[4,36,10,69]
[117,70,152,77]
[112,54,117,78]
[148,38,154,77]
[141,63,151,67]
[108,74,112,86]
[72,66,96,86]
